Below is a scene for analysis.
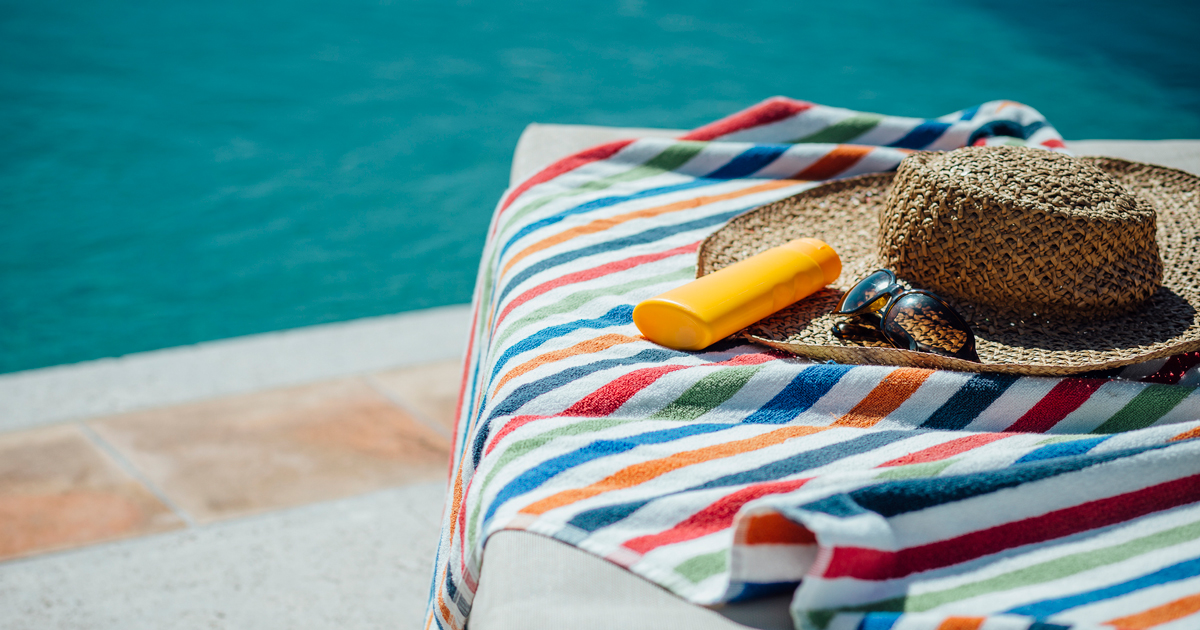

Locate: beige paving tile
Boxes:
[0,425,183,561]
[90,378,450,524]
[371,359,462,434]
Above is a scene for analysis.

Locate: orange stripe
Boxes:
[520,425,827,516]
[430,466,467,630]
[936,617,985,630]
[832,368,932,428]
[1170,425,1200,442]
[500,179,800,276]
[792,144,873,181]
[1105,592,1200,629]
[436,593,457,630]
[446,470,463,540]
[492,334,639,396]
[737,512,817,545]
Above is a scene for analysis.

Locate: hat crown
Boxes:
[878,146,1163,321]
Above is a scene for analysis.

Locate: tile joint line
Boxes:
[362,374,453,441]
[77,422,198,528]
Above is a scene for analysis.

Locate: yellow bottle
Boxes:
[633,238,840,351]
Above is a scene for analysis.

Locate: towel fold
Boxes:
[427,97,1200,630]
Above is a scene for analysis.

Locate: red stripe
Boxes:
[879,433,1010,468]
[623,477,813,554]
[1004,378,1108,433]
[1140,352,1200,385]
[565,365,690,417]
[499,139,635,214]
[680,97,814,141]
[485,353,780,454]
[493,241,699,327]
[620,431,1007,554]
[456,476,473,587]
[484,414,551,456]
[453,306,480,437]
[450,305,484,479]
[820,472,1200,580]
[563,352,778,417]
[1041,139,1066,149]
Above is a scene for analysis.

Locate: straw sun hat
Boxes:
[698,145,1200,376]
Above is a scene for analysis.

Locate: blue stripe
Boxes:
[705,144,792,179]
[812,443,1169,519]
[495,208,742,305]
[497,142,791,260]
[484,422,735,522]
[473,347,681,467]
[741,364,852,424]
[887,121,952,149]
[488,305,634,381]
[444,573,459,610]
[1008,555,1200,618]
[695,430,915,491]
[728,581,796,602]
[967,119,1046,146]
[857,612,900,630]
[567,430,914,533]
[462,340,487,457]
[801,493,865,518]
[1016,436,1112,464]
[920,373,1018,430]
[486,347,681,420]
[958,104,981,121]
[497,178,718,262]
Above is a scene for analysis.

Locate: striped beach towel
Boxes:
[426,97,1200,630]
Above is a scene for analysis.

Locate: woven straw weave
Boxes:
[880,147,1162,322]
[697,156,1200,375]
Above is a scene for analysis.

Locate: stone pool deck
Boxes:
[2,126,1198,629]
[0,305,469,628]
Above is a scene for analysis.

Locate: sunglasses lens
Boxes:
[832,319,888,343]
[836,270,896,314]
[881,293,976,359]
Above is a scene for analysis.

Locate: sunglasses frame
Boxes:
[833,270,980,362]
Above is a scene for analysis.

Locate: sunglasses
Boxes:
[832,269,980,362]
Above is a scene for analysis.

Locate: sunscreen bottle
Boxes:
[633,238,840,351]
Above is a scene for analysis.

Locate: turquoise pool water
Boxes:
[2,0,1198,373]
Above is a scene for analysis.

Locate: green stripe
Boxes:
[675,550,727,583]
[495,267,693,346]
[650,366,764,421]
[1035,434,1089,446]
[495,141,708,240]
[803,609,837,630]
[477,141,709,357]
[612,141,710,182]
[1092,384,1193,434]
[791,114,883,144]
[468,418,631,552]
[875,459,956,480]
[809,514,1200,620]
[469,361,756,546]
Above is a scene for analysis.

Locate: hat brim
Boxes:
[698,158,1200,376]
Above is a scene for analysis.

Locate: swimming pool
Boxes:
[2,0,1197,373]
